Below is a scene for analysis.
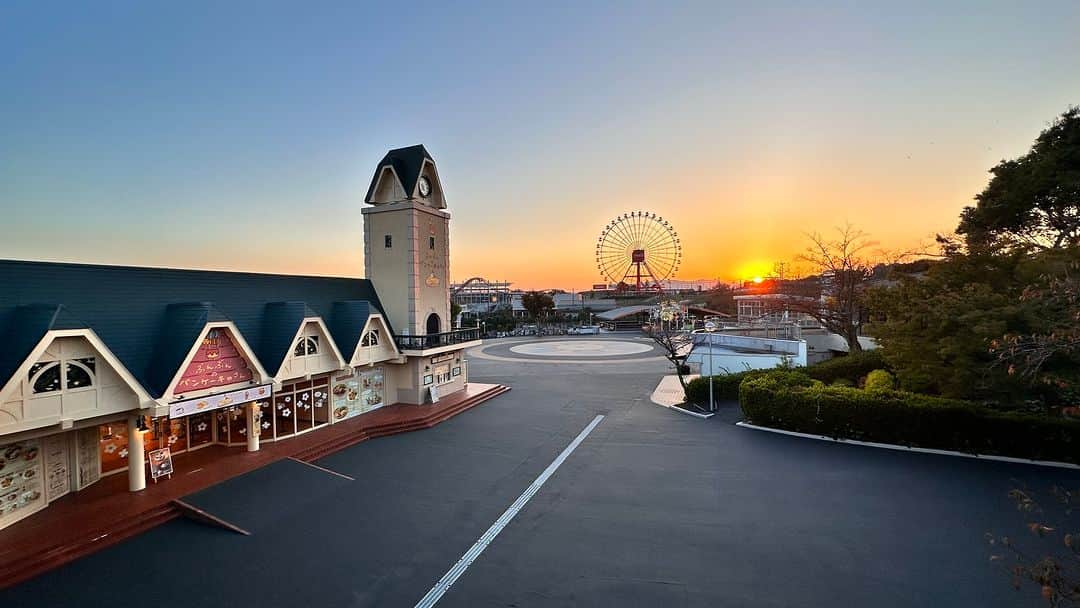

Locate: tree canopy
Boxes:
[520,291,554,321]
[867,106,1080,406]
[958,106,1080,252]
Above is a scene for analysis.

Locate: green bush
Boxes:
[685,369,812,405]
[831,378,854,387]
[739,372,1080,464]
[805,350,889,384]
[685,371,757,404]
[864,369,895,391]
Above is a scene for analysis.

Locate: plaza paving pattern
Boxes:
[4,336,1079,606]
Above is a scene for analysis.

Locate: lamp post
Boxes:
[704,320,717,412]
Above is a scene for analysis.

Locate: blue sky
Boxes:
[2,1,1078,287]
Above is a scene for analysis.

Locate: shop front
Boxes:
[0,438,45,528]
[263,375,332,440]
[0,423,110,530]
[329,366,386,421]
[419,352,466,403]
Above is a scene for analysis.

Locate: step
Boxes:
[292,385,509,462]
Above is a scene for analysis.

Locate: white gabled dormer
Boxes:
[349,313,400,367]
[276,319,347,381]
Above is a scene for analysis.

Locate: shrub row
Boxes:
[739,372,1080,464]
[802,349,889,384]
[685,370,768,405]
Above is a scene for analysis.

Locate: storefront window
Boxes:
[274,393,295,438]
[167,418,188,453]
[312,378,330,427]
[98,422,128,475]
[225,407,247,445]
[331,368,384,420]
[294,382,314,433]
[0,439,45,525]
[188,413,213,449]
[259,400,274,438]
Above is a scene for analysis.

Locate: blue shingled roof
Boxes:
[146,302,232,397]
[0,260,389,398]
[259,301,323,376]
[364,144,433,202]
[0,304,88,391]
[328,300,372,363]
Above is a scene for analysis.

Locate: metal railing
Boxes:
[393,327,482,351]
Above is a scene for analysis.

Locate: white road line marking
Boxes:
[414,414,605,608]
[287,457,355,481]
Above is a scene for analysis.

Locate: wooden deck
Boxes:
[0,382,510,589]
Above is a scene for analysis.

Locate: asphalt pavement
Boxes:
[4,335,1077,607]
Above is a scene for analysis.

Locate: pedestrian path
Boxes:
[648,374,698,407]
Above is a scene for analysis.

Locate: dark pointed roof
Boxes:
[259,301,324,375]
[146,302,232,397]
[364,144,433,202]
[0,260,390,398]
[0,304,88,391]
[328,300,373,362]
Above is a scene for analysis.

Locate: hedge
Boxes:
[685,370,769,405]
[739,372,1080,464]
[803,349,889,384]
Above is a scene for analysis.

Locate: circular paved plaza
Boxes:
[509,340,653,357]
[472,336,665,363]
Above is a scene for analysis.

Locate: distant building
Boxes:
[733,293,820,326]
[450,279,512,314]
[552,292,583,310]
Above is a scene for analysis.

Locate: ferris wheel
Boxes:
[595,211,681,290]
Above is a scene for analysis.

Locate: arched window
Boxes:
[361,329,379,347]
[29,362,61,394]
[426,313,441,335]
[28,357,96,394]
[293,336,320,357]
[66,358,96,389]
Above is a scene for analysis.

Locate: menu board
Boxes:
[148,448,174,481]
[331,367,385,421]
[0,439,45,528]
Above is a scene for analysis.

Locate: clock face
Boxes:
[417,176,432,198]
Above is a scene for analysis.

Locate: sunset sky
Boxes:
[2,2,1079,289]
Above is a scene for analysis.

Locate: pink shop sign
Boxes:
[169,384,272,418]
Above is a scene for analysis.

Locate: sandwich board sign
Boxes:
[428,384,440,404]
[148,447,174,482]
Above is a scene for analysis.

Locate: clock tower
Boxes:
[362,145,451,338]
